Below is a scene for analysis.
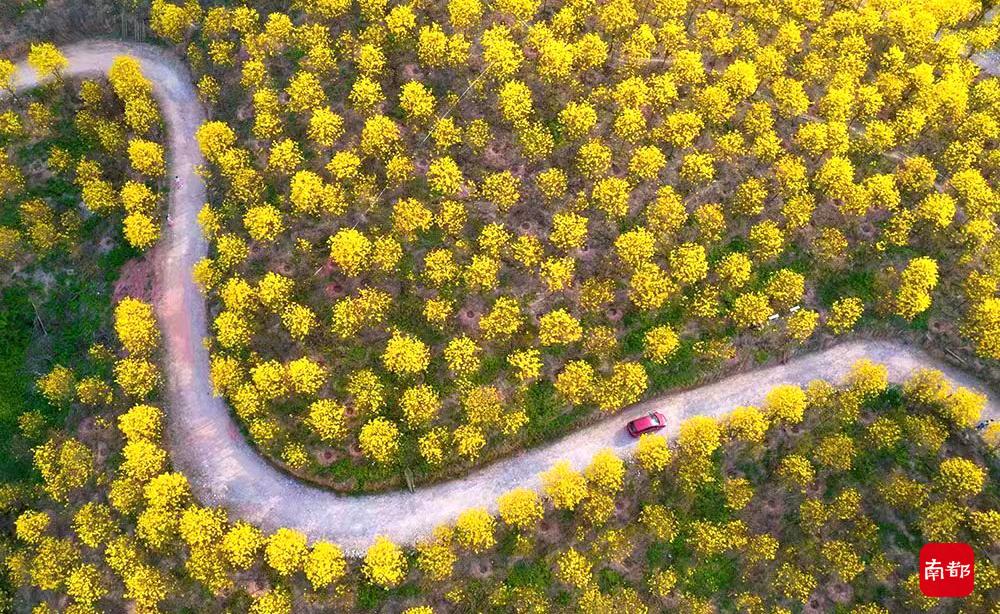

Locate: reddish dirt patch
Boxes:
[314,447,339,467]
[319,258,337,277]
[459,306,481,330]
[347,442,364,460]
[468,558,494,579]
[827,581,853,604]
[324,282,347,300]
[399,62,423,82]
[244,579,268,598]
[113,249,158,303]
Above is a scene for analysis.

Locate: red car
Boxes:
[626,411,667,437]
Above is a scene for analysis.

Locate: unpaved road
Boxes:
[11,41,999,554]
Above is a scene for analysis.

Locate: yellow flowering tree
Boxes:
[497,488,544,530]
[363,536,407,588]
[541,460,588,510]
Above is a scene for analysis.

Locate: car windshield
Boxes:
[647,414,659,425]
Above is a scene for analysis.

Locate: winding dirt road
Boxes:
[11,41,999,554]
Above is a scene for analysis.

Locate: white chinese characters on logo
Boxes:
[923,558,971,582]
[946,561,972,579]
[924,558,944,581]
